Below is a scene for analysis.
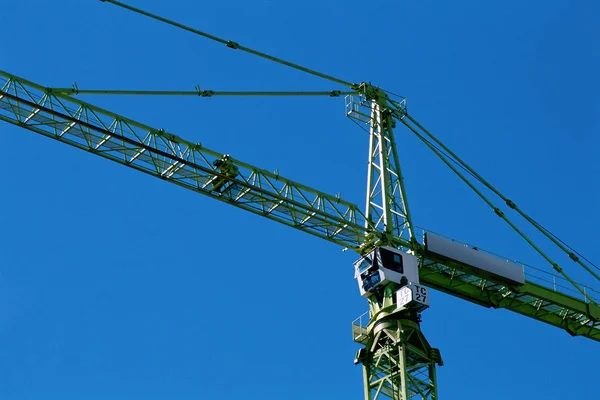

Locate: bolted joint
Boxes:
[190,142,203,151]
[552,263,563,273]
[568,252,580,262]
[380,232,394,246]
[226,40,239,49]
[381,110,396,129]
[358,82,388,103]
[360,231,382,254]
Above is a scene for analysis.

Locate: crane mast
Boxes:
[347,89,439,399]
[1,2,599,399]
[357,88,415,244]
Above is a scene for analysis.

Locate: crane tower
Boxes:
[0,1,598,399]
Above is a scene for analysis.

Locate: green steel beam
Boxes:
[1,70,598,342]
[420,253,600,342]
[100,0,356,89]
[49,88,358,97]
[0,70,376,252]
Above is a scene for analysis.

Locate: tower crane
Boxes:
[1,1,598,399]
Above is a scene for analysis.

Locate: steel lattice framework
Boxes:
[2,70,598,344]
[346,90,415,244]
[1,1,599,399]
[2,65,600,400]
[361,318,439,400]
[0,72,375,251]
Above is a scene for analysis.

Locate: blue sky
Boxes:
[1,0,599,399]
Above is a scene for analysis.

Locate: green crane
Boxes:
[1,1,598,399]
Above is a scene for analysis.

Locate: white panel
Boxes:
[396,283,429,308]
[397,286,412,307]
[425,233,525,285]
[378,247,420,284]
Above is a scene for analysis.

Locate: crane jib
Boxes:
[0,72,372,251]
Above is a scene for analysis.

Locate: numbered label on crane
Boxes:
[396,283,429,310]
